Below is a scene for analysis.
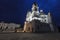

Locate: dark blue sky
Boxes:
[0,0,60,27]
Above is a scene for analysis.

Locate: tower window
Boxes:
[45,20,46,22]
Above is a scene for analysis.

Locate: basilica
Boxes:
[23,2,58,32]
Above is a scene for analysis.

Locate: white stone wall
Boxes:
[0,22,20,30]
[26,10,49,23]
[39,15,48,23]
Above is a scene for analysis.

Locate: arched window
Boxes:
[45,20,46,22]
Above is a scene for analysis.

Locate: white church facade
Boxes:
[26,3,51,24]
[23,2,58,32]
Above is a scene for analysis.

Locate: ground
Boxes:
[0,32,60,40]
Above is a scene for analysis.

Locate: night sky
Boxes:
[0,0,60,27]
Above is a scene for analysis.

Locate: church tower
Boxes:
[48,12,54,32]
[48,12,52,23]
[40,10,45,15]
[32,2,39,11]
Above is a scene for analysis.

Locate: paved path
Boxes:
[0,32,60,40]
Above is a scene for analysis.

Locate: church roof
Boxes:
[40,12,45,15]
